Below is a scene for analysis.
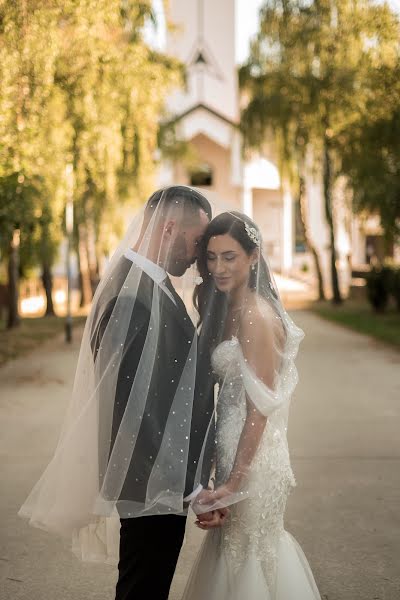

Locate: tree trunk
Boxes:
[7,229,21,328]
[323,136,342,304]
[298,175,326,301]
[42,262,55,316]
[86,219,100,295]
[77,223,93,307]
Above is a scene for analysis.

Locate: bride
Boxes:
[185,211,321,600]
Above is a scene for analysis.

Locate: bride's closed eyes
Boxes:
[207,252,237,262]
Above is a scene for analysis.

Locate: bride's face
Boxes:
[206,234,255,293]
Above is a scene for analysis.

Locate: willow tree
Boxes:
[341,63,400,249]
[55,0,182,305]
[240,0,399,303]
[344,110,400,249]
[0,0,62,326]
[0,0,182,322]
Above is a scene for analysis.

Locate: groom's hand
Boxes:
[195,508,229,530]
[191,488,229,529]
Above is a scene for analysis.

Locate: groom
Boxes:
[91,186,225,600]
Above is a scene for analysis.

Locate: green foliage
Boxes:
[387,266,400,311]
[341,104,400,242]
[158,120,196,164]
[240,0,400,303]
[240,0,400,216]
[51,0,182,258]
[313,299,400,348]
[0,172,40,257]
[0,0,182,289]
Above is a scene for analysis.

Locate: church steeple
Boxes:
[187,0,223,81]
[166,0,238,123]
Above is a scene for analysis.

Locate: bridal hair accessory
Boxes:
[244,221,261,247]
[226,212,261,247]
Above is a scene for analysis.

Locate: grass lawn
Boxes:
[0,315,87,366]
[312,300,400,349]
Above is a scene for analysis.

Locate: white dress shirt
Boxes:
[124,248,176,305]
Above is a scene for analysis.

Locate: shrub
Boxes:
[366,266,391,312]
[388,267,400,311]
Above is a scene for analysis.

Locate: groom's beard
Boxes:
[166,233,193,277]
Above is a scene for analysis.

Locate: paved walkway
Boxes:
[1,312,399,600]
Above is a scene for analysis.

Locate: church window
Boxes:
[190,163,213,187]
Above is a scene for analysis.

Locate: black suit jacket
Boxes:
[90,257,215,507]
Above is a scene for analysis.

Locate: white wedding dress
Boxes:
[182,337,321,600]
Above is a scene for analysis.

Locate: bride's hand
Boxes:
[194,483,235,509]
[191,488,217,513]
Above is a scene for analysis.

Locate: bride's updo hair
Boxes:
[194,211,280,345]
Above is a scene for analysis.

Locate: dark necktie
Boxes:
[164,276,187,314]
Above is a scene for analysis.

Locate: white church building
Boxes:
[157,0,395,298]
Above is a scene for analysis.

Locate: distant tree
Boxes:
[341,68,400,246]
[54,0,182,305]
[0,0,182,322]
[0,173,41,326]
[0,1,64,325]
[240,0,399,302]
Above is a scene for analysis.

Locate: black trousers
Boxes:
[115,514,187,600]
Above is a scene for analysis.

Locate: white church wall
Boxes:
[243,156,281,190]
[351,217,367,265]
[175,107,235,149]
[168,133,242,210]
[230,129,243,186]
[253,189,282,271]
[189,134,241,209]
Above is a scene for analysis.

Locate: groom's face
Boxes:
[166,209,209,277]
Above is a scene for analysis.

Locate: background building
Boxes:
[158,0,399,297]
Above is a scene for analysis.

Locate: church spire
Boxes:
[166,0,238,123]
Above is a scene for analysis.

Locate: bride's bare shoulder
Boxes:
[240,298,285,349]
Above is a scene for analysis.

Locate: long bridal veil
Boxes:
[18,186,216,562]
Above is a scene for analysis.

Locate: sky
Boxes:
[148,0,400,65]
[236,0,264,63]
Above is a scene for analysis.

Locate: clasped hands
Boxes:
[193,485,233,530]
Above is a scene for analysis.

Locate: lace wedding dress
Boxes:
[181,337,321,600]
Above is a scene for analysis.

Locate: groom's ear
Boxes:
[164,219,177,237]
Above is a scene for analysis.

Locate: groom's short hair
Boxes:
[144,186,212,225]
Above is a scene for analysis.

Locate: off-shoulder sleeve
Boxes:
[238,344,284,416]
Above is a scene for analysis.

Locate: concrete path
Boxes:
[0,312,399,600]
